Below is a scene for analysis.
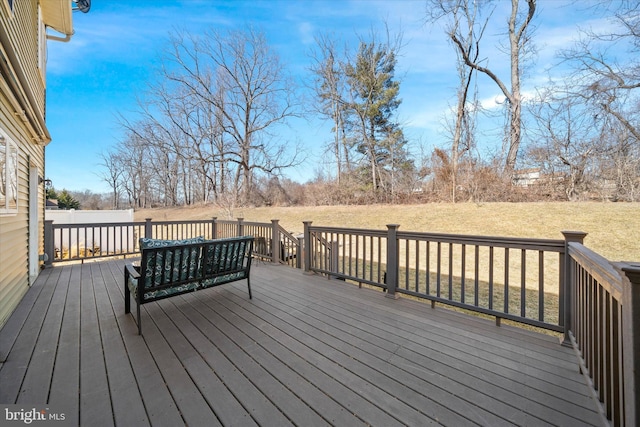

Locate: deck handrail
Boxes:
[44,217,300,267]
[213,218,302,267]
[566,242,640,427]
[303,221,571,331]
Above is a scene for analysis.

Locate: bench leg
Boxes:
[247,277,252,299]
[124,267,131,314]
[123,265,142,334]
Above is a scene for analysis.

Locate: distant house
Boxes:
[512,168,541,187]
[0,1,77,327]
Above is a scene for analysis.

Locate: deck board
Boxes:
[0,265,61,403]
[15,265,68,404]
[101,259,186,427]
[92,262,149,427]
[79,263,113,426]
[0,258,604,426]
[233,281,518,426]
[48,263,81,427]
[228,269,564,426]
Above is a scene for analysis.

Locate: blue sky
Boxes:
[44,0,611,193]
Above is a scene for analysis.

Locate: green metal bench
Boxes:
[124,236,253,334]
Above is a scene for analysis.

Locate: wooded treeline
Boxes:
[97,0,639,210]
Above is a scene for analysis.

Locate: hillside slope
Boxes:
[134,202,639,262]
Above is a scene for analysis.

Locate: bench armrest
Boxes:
[125,263,141,280]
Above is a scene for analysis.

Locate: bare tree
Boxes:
[561,2,639,137]
[546,1,639,201]
[427,0,486,201]
[115,131,153,208]
[163,26,303,205]
[108,26,304,208]
[97,151,123,209]
[309,34,350,184]
[596,117,640,201]
[431,0,536,175]
[527,85,605,200]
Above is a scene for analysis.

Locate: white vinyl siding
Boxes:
[0,0,47,328]
[0,131,30,327]
[1,0,13,16]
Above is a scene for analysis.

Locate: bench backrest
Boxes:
[138,236,253,296]
[200,237,253,288]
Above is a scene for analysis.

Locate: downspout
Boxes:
[46,32,73,43]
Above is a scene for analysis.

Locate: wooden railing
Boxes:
[44,217,301,267]
[565,243,640,427]
[214,218,302,268]
[302,221,639,426]
[303,222,571,331]
[44,220,147,262]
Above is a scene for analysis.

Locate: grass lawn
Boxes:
[135,202,639,263]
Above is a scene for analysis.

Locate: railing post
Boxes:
[561,231,587,346]
[296,235,303,269]
[44,220,54,267]
[237,218,244,236]
[386,224,400,299]
[329,241,339,279]
[145,218,153,239]
[618,262,640,427]
[303,221,312,274]
[271,219,281,264]
[211,217,218,239]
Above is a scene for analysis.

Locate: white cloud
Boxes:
[297,21,316,46]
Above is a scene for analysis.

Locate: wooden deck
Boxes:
[0,259,604,426]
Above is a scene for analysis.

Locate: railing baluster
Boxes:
[448,243,453,300]
[504,248,510,314]
[538,251,544,322]
[474,245,479,307]
[461,244,466,304]
[414,240,420,293]
[436,242,441,298]
[589,274,595,390]
[66,226,71,260]
[604,291,612,420]
[377,236,382,284]
[521,249,526,318]
[369,237,376,281]
[425,240,430,295]
[82,226,87,258]
[613,300,622,426]
[489,246,494,310]
[355,234,360,279]
[404,239,409,290]
[341,233,346,277]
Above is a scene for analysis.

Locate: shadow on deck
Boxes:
[0,259,603,426]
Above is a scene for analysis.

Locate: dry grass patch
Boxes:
[135,202,639,262]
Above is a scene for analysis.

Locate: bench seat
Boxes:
[125,236,253,334]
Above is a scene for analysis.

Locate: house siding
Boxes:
[3,0,45,113]
[0,99,39,328]
[0,0,50,328]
